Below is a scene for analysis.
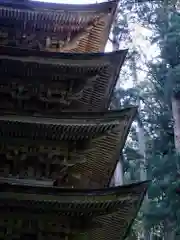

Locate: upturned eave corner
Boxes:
[0,180,150,240]
[0,47,128,113]
[0,0,120,53]
[0,107,137,189]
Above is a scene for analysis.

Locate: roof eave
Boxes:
[0,179,150,195]
[0,0,119,13]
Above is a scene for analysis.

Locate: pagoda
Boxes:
[0,0,149,239]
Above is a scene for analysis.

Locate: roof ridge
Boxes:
[0,45,128,59]
[0,107,137,121]
[0,179,150,195]
[0,0,119,12]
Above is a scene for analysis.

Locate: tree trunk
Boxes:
[110,19,124,186]
[137,117,150,240]
[137,118,147,181]
[172,93,180,154]
[162,219,176,240]
[113,154,124,186]
[131,50,150,240]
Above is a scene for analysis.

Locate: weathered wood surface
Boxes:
[0,0,119,52]
[0,47,127,113]
[0,181,149,240]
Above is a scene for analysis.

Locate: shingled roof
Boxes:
[0,46,127,112]
[0,107,137,188]
[0,180,149,240]
[0,0,119,52]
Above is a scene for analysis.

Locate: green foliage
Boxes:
[141,8,180,235]
[112,1,180,238]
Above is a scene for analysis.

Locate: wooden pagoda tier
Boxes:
[0,46,127,113]
[0,0,118,52]
[0,107,137,188]
[0,180,149,240]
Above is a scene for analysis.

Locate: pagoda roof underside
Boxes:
[0,180,149,240]
[0,107,137,188]
[0,0,119,52]
[0,46,127,112]
[0,108,136,141]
